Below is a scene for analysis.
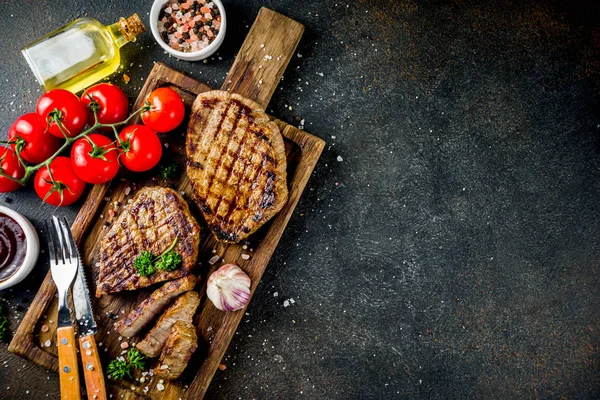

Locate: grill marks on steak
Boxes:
[186,90,288,243]
[155,321,198,380]
[136,291,201,358]
[95,187,201,297]
[113,275,198,338]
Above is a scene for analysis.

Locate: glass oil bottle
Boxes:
[22,14,146,93]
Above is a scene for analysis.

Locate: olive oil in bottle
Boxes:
[22,14,146,93]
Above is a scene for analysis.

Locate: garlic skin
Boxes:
[207,264,251,312]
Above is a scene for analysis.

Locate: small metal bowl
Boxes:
[0,206,40,291]
[150,0,227,61]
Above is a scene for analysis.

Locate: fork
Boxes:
[47,216,82,400]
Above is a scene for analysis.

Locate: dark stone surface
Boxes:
[0,0,599,398]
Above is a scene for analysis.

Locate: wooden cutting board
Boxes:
[9,7,324,399]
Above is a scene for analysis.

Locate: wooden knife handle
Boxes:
[57,326,82,400]
[78,334,107,400]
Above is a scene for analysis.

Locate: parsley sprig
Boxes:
[0,299,9,342]
[133,238,182,277]
[159,164,178,179]
[107,348,146,380]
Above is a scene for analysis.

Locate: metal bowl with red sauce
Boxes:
[0,206,39,290]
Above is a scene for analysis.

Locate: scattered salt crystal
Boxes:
[41,324,49,332]
[124,187,131,195]
[260,43,265,48]
[157,383,165,391]
[44,340,52,347]
[290,298,296,304]
[241,254,250,260]
[160,364,169,369]
[120,342,129,349]
[337,156,344,162]
[273,292,278,297]
[209,255,220,265]
[283,300,290,307]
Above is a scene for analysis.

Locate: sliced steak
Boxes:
[186,90,288,243]
[155,320,198,380]
[136,291,200,357]
[113,275,198,338]
[95,186,201,297]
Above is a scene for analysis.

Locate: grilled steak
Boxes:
[155,320,198,380]
[136,291,200,357]
[186,90,288,243]
[113,275,198,337]
[95,187,201,297]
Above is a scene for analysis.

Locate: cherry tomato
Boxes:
[81,83,130,129]
[0,147,25,193]
[36,89,88,138]
[141,87,185,133]
[71,134,119,184]
[34,156,86,206]
[118,125,162,172]
[8,113,62,164]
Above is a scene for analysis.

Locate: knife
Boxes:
[71,233,107,400]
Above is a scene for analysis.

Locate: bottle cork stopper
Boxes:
[118,13,146,42]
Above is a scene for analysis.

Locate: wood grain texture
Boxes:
[79,334,107,400]
[10,7,324,400]
[221,8,304,107]
[57,326,81,400]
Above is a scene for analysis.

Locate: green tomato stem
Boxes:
[0,103,147,187]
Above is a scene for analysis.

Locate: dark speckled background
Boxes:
[0,0,599,399]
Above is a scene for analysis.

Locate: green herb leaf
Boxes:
[0,299,9,342]
[133,251,157,276]
[133,238,181,276]
[107,358,131,380]
[127,348,146,371]
[155,250,182,272]
[159,164,178,179]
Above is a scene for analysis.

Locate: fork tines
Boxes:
[46,216,78,266]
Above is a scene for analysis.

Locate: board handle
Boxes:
[57,326,82,400]
[79,334,107,400]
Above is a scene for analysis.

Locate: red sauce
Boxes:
[0,213,27,282]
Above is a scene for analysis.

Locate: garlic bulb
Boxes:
[207,264,251,312]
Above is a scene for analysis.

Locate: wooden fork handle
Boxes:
[57,326,81,400]
[78,334,107,400]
